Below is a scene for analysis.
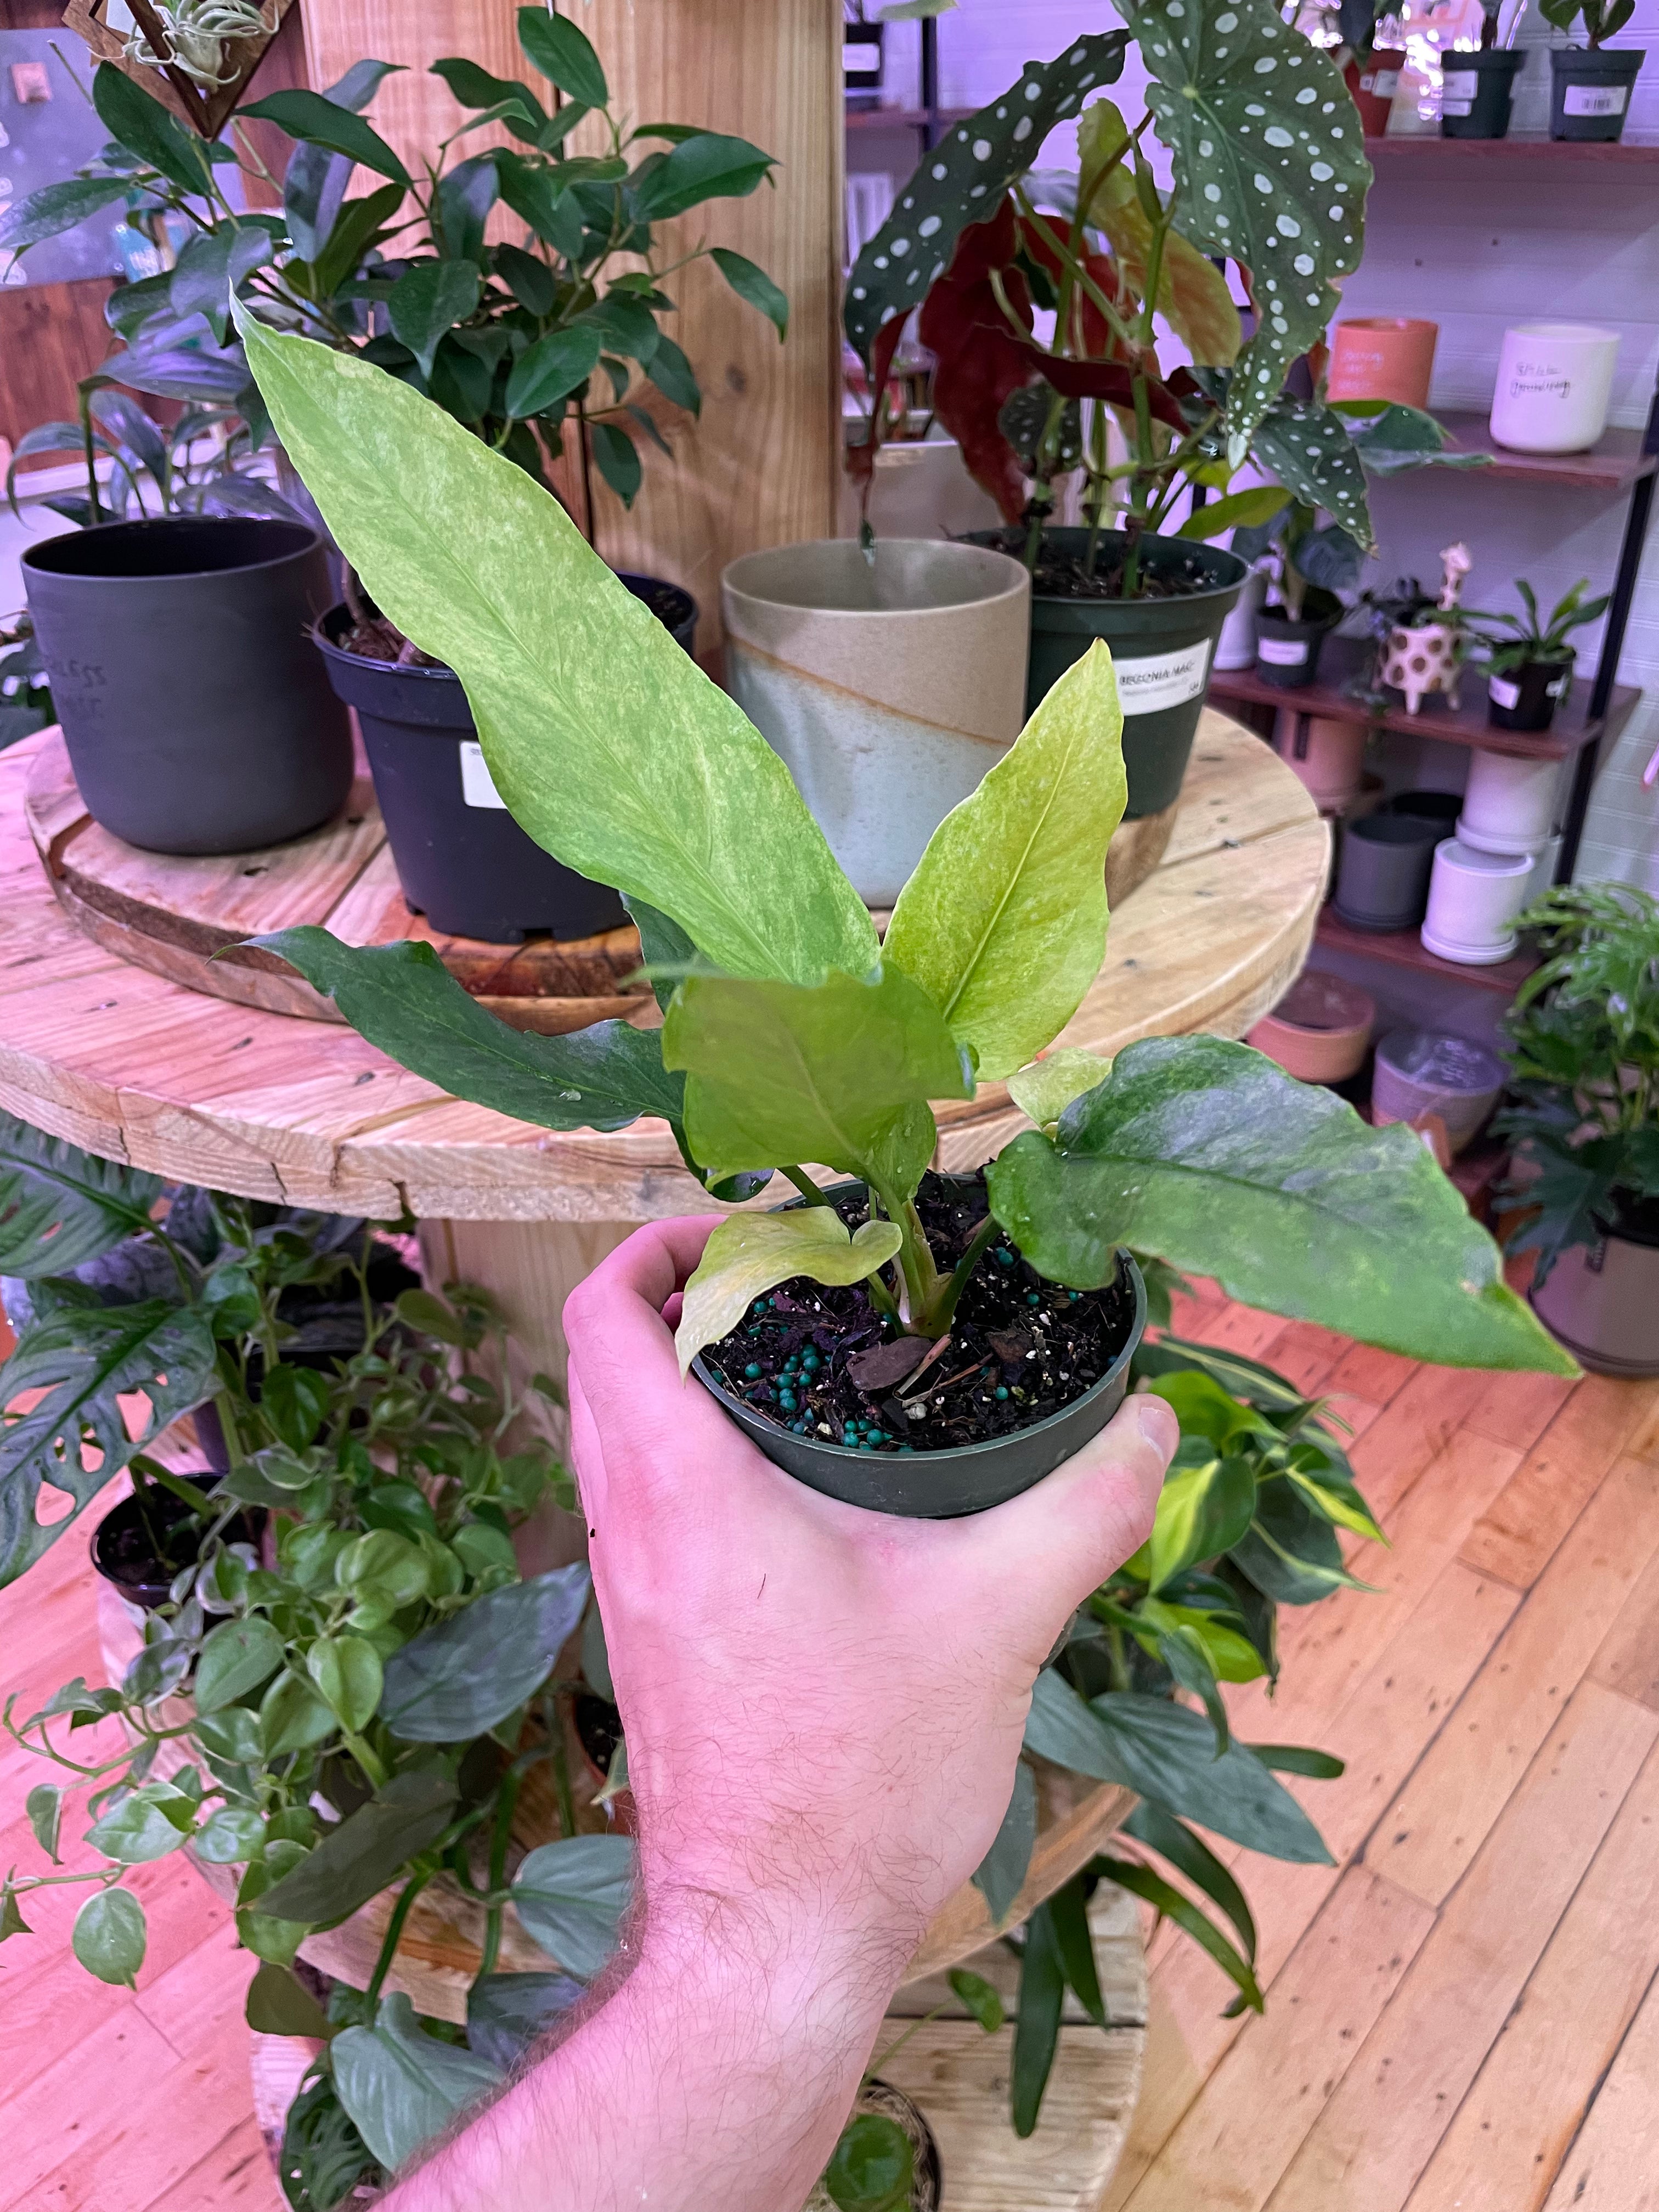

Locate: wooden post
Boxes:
[296,0,845,642]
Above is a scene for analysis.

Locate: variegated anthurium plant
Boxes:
[843,3,1481,584]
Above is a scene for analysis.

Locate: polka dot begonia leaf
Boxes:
[1121,0,1372,460]
[843,30,1130,368]
[1250,391,1376,552]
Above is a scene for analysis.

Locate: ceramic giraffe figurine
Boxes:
[1381,542,1474,714]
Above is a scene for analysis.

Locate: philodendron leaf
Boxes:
[663,967,973,1198]
[844,33,1130,369]
[984,1035,1577,1374]
[884,642,1126,1081]
[970,1757,1037,1926]
[510,1833,636,1979]
[378,1564,591,1741]
[467,1971,584,2071]
[234,309,874,989]
[1007,1049,1112,1130]
[1122,0,1369,455]
[825,2113,914,2212]
[0,1301,218,1585]
[72,1887,146,1988]
[1146,1448,1257,1591]
[1145,1369,1278,1447]
[194,1616,285,1713]
[1024,1671,1333,1864]
[332,1993,504,2171]
[250,931,682,1135]
[258,1771,459,1927]
[675,1212,903,1375]
[0,1112,163,1277]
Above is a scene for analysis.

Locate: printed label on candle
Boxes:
[1441,70,1476,115]
[1562,82,1628,116]
[1488,675,1521,711]
[1257,637,1310,668]
[460,740,509,809]
[1111,640,1213,712]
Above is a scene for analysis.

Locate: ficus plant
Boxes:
[0,12,785,534]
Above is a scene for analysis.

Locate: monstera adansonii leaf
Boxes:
[1122,0,1372,459]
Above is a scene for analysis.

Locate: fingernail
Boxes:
[1135,1396,1178,1452]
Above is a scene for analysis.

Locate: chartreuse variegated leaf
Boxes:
[234,309,874,988]
[663,967,974,1200]
[884,643,1126,1081]
[1123,0,1369,455]
[1146,1446,1257,1590]
[333,1993,504,2171]
[1144,1369,1278,1447]
[844,32,1130,367]
[1094,1851,1263,2011]
[985,1035,1576,1373]
[1007,1049,1112,1130]
[675,1212,903,1375]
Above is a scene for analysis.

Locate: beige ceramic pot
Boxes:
[721,538,1031,905]
[1531,1228,1659,1376]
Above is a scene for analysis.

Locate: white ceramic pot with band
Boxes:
[721,538,1031,907]
[1455,749,1565,857]
[1489,323,1621,455]
[1421,838,1536,963]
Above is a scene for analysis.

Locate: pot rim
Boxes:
[313,602,460,684]
[990,522,1249,606]
[721,536,1031,619]
[22,513,322,584]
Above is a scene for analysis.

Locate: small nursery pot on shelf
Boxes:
[93,1478,261,1614]
[1371,1029,1507,1156]
[692,1178,1147,1520]
[1441,48,1526,138]
[1254,610,1333,690]
[1421,838,1534,963]
[1549,44,1645,142]
[1334,812,1443,932]
[1531,1207,1659,1376]
[22,517,351,856]
[723,538,1030,906]
[1457,747,1564,855]
[969,524,1246,820]
[1486,658,1572,734]
[1345,47,1406,133]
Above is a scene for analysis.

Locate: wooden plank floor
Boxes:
[3,1286,1658,2211]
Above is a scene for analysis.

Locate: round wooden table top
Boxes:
[0,711,1327,1223]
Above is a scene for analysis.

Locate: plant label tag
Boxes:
[1548,673,1571,699]
[1257,637,1310,667]
[459,740,509,809]
[1488,675,1521,710]
[1563,82,1627,117]
[1362,67,1400,96]
[1441,71,1476,116]
[1112,639,1211,714]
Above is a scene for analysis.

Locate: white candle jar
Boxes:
[1489,323,1621,455]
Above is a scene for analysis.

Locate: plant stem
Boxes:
[550,1737,577,1842]
[782,1167,833,1208]
[473,1770,522,1986]
[925,1214,1001,1338]
[366,1868,432,2005]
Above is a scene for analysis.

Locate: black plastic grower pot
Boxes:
[1254,609,1335,690]
[692,1180,1147,1519]
[93,1477,262,1612]
[1549,45,1644,141]
[968,526,1246,819]
[1440,48,1525,139]
[1486,657,1572,733]
[22,516,351,855]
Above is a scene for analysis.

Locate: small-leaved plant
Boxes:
[1539,0,1635,47]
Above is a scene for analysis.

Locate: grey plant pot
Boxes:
[1333,813,1444,932]
[1549,46,1644,141]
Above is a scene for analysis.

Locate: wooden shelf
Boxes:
[1367,131,1659,165]
[845,105,976,133]
[1316,905,1541,995]
[1431,411,1658,493]
[1206,667,1640,763]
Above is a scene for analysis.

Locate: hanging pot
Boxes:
[1549,45,1645,142]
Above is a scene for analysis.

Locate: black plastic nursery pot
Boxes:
[968,526,1246,820]
[93,1477,261,1612]
[692,1176,1147,1519]
[1254,610,1333,691]
[22,517,352,856]
[1382,789,1464,829]
[1549,46,1644,142]
[1440,48,1525,139]
[1486,657,1572,733]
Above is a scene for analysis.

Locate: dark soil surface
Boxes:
[93,1481,260,1608]
[574,1692,624,1778]
[972,525,1218,603]
[701,1172,1136,1454]
[336,611,445,668]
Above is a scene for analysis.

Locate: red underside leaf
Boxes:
[917,196,1036,525]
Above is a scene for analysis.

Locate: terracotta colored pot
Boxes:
[1248,969,1375,1084]
[1274,712,1368,811]
[1327,318,1438,410]
[1345,47,1406,133]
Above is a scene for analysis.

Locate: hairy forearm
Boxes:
[381,1893,915,2212]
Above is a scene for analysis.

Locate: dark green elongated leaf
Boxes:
[948,1966,1005,2034]
[582,290,659,363]
[710,247,788,340]
[249,931,680,1135]
[429,55,548,137]
[510,1832,635,1979]
[1011,1904,1065,2137]
[1146,1448,1257,1592]
[168,225,276,346]
[1122,1802,1257,1964]
[517,4,609,106]
[631,133,774,222]
[26,1782,62,1863]
[589,422,640,506]
[240,91,410,185]
[379,1565,591,1740]
[466,1970,584,2071]
[1249,1743,1345,1779]
[283,60,406,262]
[0,176,132,255]
[646,333,699,416]
[664,965,972,1195]
[0,1301,217,1584]
[1231,1473,1355,1605]
[246,1959,334,2038]
[332,1991,503,2171]
[972,1758,1037,1926]
[194,1616,284,1713]
[1047,1872,1106,2028]
[1093,1853,1263,2012]
[1132,1335,1310,1415]
[504,324,603,418]
[1156,1624,1230,1757]
[236,312,874,989]
[985,1036,1574,1374]
[1251,392,1375,554]
[494,241,556,317]
[826,2113,913,2212]
[259,1771,460,1926]
[72,1886,146,1988]
[1122,0,1369,454]
[435,154,500,268]
[845,34,1128,366]
[0,1114,163,1277]
[93,63,209,194]
[494,151,586,258]
[387,261,481,380]
[1023,1672,1333,1864]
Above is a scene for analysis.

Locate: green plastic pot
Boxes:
[968,527,1248,820]
[692,1179,1146,1519]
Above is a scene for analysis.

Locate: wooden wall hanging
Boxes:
[63,0,297,138]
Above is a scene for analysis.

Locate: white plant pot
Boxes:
[1531,1228,1659,1376]
[1523,834,1563,908]
[1455,749,1564,857]
[1421,838,1535,963]
[835,431,1005,542]
[1489,323,1621,455]
[722,539,1031,906]
[1213,565,1268,670]
[1371,1028,1507,1155]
